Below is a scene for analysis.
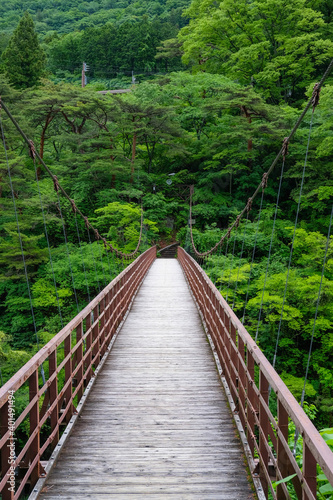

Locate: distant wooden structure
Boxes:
[98,89,132,95]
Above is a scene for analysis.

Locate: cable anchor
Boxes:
[53,175,60,193]
[70,199,77,213]
[83,216,90,230]
[28,140,36,160]
[261,172,268,191]
[246,197,253,214]
[282,137,289,160]
[312,83,321,112]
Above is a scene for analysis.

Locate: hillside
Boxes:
[0,0,190,35]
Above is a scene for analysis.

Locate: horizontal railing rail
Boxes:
[178,247,333,500]
[0,246,156,500]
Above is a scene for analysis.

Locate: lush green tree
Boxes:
[2,12,46,88]
[179,0,333,103]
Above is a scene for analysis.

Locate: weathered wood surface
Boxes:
[39,259,255,499]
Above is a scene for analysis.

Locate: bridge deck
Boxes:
[39,259,254,499]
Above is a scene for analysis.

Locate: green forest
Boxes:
[1,0,333,494]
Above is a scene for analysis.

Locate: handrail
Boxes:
[178,247,333,500]
[0,247,156,500]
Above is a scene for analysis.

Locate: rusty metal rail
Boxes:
[0,247,156,500]
[178,247,333,500]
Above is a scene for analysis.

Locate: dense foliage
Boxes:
[0,0,333,464]
[0,0,190,34]
[179,0,333,103]
[0,0,188,84]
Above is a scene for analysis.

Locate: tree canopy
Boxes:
[179,0,333,102]
[3,12,46,88]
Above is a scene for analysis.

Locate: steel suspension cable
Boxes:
[111,244,118,276]
[0,111,46,384]
[212,241,223,286]
[56,194,80,314]
[219,234,230,293]
[242,187,266,324]
[232,213,250,311]
[105,246,114,280]
[226,226,239,302]
[96,240,107,287]
[187,65,330,258]
[293,202,333,455]
[0,98,144,258]
[73,211,91,303]
[272,112,314,370]
[301,204,333,402]
[31,149,64,328]
[255,157,286,342]
[86,223,101,293]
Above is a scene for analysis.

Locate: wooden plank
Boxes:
[39,260,255,500]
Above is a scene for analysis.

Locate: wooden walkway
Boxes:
[39,259,254,499]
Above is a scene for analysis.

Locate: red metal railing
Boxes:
[178,247,333,500]
[0,247,156,500]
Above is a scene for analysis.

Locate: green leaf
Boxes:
[273,473,297,487]
[319,482,333,495]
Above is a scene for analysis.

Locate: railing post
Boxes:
[29,369,40,487]
[92,304,100,366]
[86,311,93,383]
[277,401,289,500]
[100,297,106,358]
[1,400,14,500]
[64,335,73,423]
[215,302,223,367]
[230,322,238,406]
[116,281,121,328]
[49,351,59,450]
[110,287,116,338]
[76,323,84,402]
[217,302,226,372]
[119,277,124,321]
[210,294,218,349]
[247,350,255,457]
[259,371,269,498]
[105,291,111,344]
[238,336,246,432]
[303,443,317,500]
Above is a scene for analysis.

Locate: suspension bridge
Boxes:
[1,61,333,500]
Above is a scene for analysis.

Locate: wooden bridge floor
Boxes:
[39,259,255,500]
